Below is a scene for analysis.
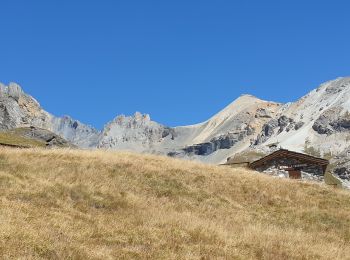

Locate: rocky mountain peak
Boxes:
[99,112,172,151]
[111,112,152,128]
[0,82,99,147]
[0,82,24,100]
[215,94,280,121]
[237,94,261,101]
[134,111,150,121]
[228,94,265,107]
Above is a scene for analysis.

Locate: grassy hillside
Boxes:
[0,127,72,148]
[0,130,46,147]
[0,148,349,259]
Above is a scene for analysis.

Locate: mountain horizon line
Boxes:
[1,76,349,130]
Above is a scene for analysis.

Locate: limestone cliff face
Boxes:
[50,116,100,148]
[250,77,350,156]
[0,82,99,147]
[98,112,174,152]
[0,82,52,129]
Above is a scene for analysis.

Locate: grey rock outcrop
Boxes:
[98,112,175,151]
[0,82,99,147]
[255,108,273,118]
[254,119,278,145]
[333,167,350,180]
[50,116,100,148]
[7,82,23,101]
[277,116,293,133]
[0,83,49,130]
[254,116,304,145]
[182,131,248,156]
[294,121,304,130]
[330,148,350,183]
[312,107,350,135]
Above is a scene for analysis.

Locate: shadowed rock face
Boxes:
[182,129,252,156]
[333,167,350,180]
[253,116,303,145]
[277,116,294,133]
[332,117,350,130]
[312,107,350,135]
[294,121,304,130]
[331,148,350,182]
[161,127,175,139]
[254,119,279,145]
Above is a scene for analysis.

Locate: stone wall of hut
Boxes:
[254,157,324,180]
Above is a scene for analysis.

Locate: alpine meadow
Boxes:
[0,148,349,259]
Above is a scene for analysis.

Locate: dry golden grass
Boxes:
[0,131,45,148]
[0,148,349,259]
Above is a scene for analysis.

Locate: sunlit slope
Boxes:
[0,148,349,259]
[0,127,73,148]
[0,131,46,147]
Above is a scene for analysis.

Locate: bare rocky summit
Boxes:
[0,82,99,148]
[98,112,174,152]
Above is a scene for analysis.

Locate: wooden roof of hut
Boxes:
[249,149,329,173]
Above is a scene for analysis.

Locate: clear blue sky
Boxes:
[0,1,349,129]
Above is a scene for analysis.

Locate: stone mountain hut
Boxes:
[249,149,329,179]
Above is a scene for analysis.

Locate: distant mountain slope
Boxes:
[98,112,175,152]
[167,95,281,163]
[99,95,280,162]
[2,77,350,183]
[0,82,99,147]
[252,77,350,154]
